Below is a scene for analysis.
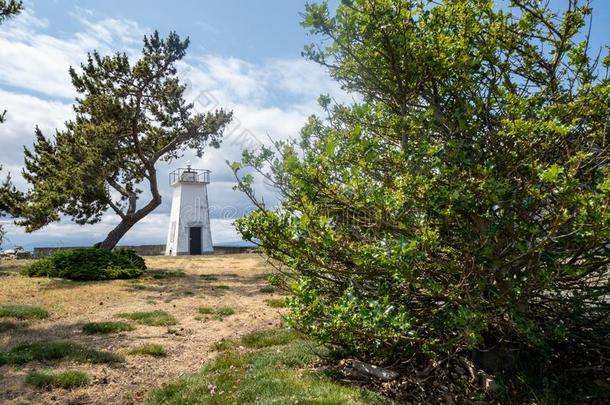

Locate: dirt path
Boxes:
[0,254,285,404]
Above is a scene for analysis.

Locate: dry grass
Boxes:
[0,254,288,404]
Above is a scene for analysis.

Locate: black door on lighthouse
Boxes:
[189,227,202,255]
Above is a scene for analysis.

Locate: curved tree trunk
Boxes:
[97,195,161,250]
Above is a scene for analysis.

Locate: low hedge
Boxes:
[22,248,146,281]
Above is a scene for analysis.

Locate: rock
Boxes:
[478,371,498,391]
[350,359,399,381]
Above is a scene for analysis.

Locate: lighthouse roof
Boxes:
[169,167,210,185]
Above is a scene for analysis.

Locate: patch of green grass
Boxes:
[82,321,135,334]
[149,269,186,279]
[117,310,177,326]
[241,328,301,349]
[264,298,288,308]
[197,306,235,321]
[199,274,218,281]
[0,304,49,320]
[146,328,387,405]
[213,338,239,352]
[26,369,90,389]
[259,286,275,294]
[216,308,235,317]
[128,343,167,357]
[0,341,124,365]
[197,307,215,315]
[214,285,230,290]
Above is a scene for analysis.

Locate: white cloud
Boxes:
[0,7,345,250]
[0,8,145,99]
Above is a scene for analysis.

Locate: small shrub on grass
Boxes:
[106,265,144,280]
[197,306,235,321]
[0,304,48,319]
[215,285,230,290]
[21,248,145,281]
[264,298,287,308]
[128,343,166,357]
[146,328,387,404]
[23,259,56,277]
[117,310,177,326]
[0,341,124,365]
[82,321,135,334]
[199,274,218,281]
[26,369,90,389]
[113,247,147,270]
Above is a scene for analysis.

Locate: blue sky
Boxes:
[0,0,609,250]
[36,1,313,62]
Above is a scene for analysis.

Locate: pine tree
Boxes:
[0,0,22,245]
[20,31,232,249]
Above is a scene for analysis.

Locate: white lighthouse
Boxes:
[165,165,213,255]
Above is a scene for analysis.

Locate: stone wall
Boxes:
[32,244,255,258]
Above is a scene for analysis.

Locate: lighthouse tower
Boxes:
[165,165,213,255]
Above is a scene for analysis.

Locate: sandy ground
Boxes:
[0,254,285,404]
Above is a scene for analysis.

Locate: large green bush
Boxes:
[234,0,610,385]
[22,248,145,280]
[113,247,147,270]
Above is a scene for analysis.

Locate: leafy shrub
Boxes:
[21,248,144,281]
[264,298,287,308]
[26,369,90,389]
[234,0,610,395]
